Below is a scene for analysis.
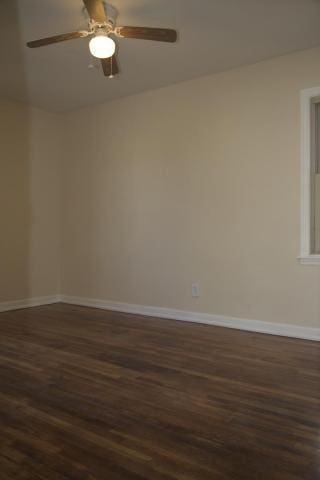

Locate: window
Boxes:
[300,87,320,264]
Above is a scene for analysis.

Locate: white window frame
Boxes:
[299,87,320,265]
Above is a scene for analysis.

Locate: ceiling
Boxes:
[1,0,320,112]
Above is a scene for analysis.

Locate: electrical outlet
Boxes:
[191,283,200,298]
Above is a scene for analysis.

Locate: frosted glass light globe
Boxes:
[89,34,115,59]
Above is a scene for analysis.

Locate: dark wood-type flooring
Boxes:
[0,303,319,480]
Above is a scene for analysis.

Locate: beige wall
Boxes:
[62,47,320,329]
[0,100,61,301]
[2,47,319,329]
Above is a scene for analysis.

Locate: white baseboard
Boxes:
[61,295,320,342]
[2,294,318,341]
[0,295,61,313]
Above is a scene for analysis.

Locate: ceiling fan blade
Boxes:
[101,55,119,77]
[27,31,88,48]
[83,0,107,23]
[117,26,177,43]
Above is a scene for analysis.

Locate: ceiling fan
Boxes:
[26,0,178,78]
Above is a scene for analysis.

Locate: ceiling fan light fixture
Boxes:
[89,32,115,59]
[26,0,178,78]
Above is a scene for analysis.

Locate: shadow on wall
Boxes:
[0,0,31,302]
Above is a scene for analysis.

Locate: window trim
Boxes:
[299,87,320,265]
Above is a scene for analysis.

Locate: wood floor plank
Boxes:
[0,303,319,479]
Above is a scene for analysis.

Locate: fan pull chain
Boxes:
[108,56,114,79]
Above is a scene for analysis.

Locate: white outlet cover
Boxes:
[191,283,200,298]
